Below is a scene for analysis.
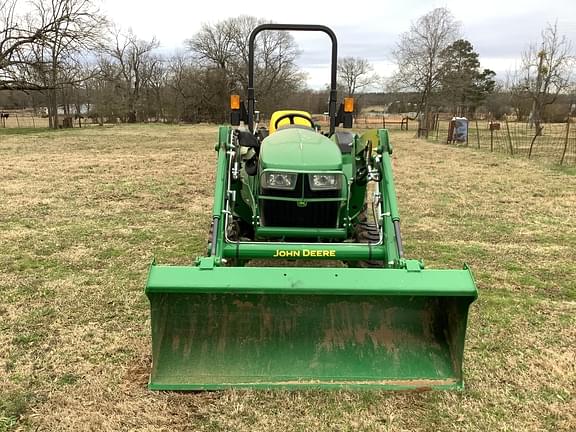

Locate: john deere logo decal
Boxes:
[273,249,336,257]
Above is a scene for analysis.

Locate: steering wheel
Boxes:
[274,113,314,130]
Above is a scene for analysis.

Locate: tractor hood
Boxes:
[260,128,342,171]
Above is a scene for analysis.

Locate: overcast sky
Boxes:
[102,0,576,89]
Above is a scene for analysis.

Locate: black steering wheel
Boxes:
[274,113,314,130]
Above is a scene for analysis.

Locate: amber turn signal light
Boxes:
[230,95,240,110]
[343,97,354,113]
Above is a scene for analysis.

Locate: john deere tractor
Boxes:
[145,24,477,390]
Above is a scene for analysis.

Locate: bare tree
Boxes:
[502,70,532,121]
[141,54,167,121]
[100,27,160,122]
[1,0,70,90]
[337,57,377,96]
[1,0,103,129]
[85,57,122,124]
[520,23,575,132]
[186,16,305,118]
[249,18,303,112]
[27,0,104,127]
[186,19,235,70]
[164,53,198,122]
[1,0,51,90]
[392,7,460,135]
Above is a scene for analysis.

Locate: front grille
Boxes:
[259,173,342,228]
[260,200,339,228]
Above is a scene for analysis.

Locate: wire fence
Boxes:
[0,113,97,129]
[315,115,410,130]
[427,118,576,166]
[354,115,410,130]
[0,113,49,128]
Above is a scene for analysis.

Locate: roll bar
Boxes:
[247,24,338,135]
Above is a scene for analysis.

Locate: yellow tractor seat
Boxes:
[269,110,314,134]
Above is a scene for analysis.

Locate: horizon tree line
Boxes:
[1,1,574,128]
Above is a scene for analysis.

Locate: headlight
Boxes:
[261,171,298,190]
[308,173,341,190]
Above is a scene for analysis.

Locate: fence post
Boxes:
[475,119,480,149]
[528,125,543,159]
[560,117,571,166]
[505,119,514,155]
[490,128,494,152]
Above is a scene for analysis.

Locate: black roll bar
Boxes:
[247,24,338,135]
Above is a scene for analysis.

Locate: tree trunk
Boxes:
[530,49,545,134]
[50,37,59,129]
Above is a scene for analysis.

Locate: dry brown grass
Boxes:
[0,124,575,431]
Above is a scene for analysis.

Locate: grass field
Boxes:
[1,124,575,431]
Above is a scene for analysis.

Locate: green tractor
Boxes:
[146,24,477,390]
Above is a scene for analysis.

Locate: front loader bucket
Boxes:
[146,265,477,390]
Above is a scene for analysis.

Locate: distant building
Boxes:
[36,104,90,117]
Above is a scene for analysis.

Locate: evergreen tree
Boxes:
[437,39,495,116]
